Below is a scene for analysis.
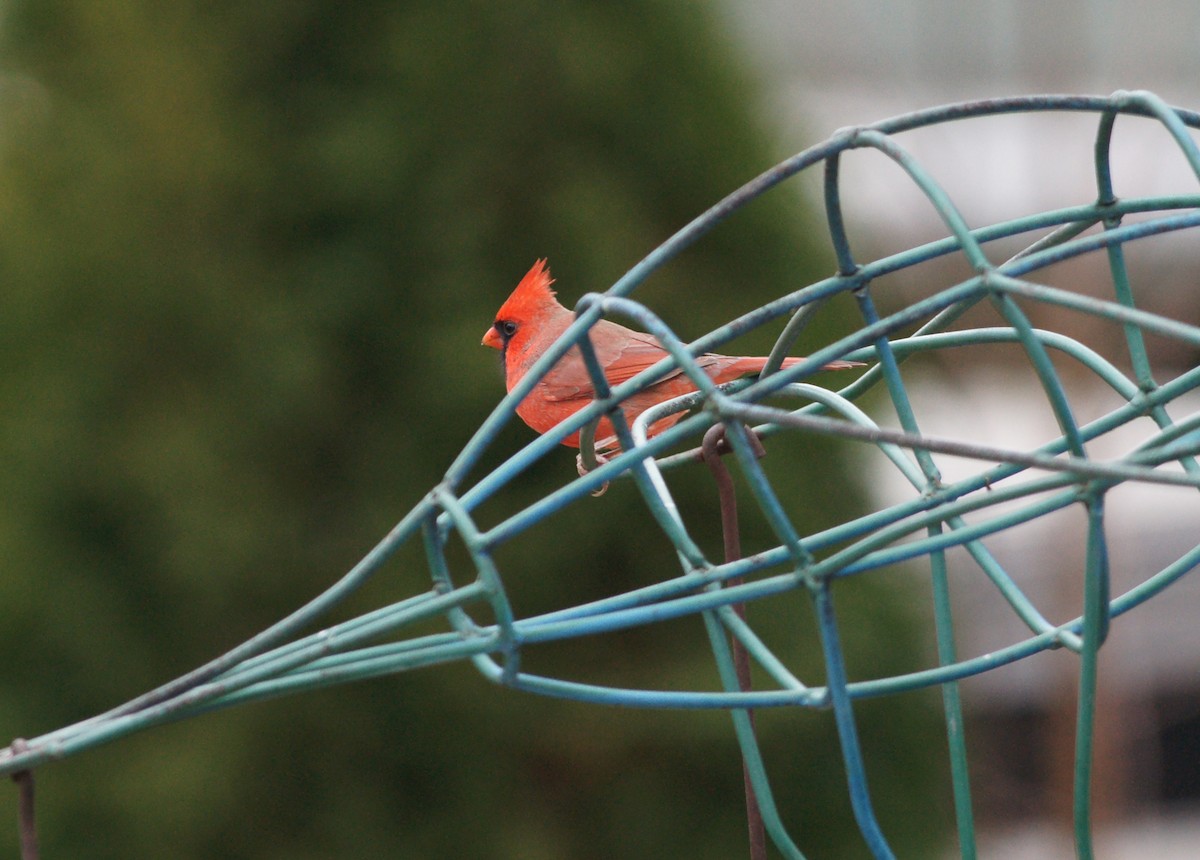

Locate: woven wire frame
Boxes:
[5,91,1200,859]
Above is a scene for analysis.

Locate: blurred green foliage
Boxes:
[0,1,948,857]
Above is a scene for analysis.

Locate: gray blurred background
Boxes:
[717,2,1200,857]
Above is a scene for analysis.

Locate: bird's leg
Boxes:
[576,448,612,496]
[576,450,607,475]
[576,435,618,496]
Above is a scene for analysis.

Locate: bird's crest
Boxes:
[500,258,558,317]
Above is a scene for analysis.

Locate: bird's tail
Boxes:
[780,356,865,371]
[727,355,865,377]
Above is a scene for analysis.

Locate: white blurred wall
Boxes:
[718,0,1200,240]
[717,4,1200,856]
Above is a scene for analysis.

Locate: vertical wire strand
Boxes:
[1073,493,1111,859]
[812,582,895,859]
[928,536,977,859]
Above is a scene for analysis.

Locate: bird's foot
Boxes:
[576,449,612,496]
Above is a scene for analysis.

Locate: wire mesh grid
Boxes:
[4,91,1200,859]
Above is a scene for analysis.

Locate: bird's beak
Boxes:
[481,326,502,349]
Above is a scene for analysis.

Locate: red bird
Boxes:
[482,259,859,454]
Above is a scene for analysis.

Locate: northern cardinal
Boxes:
[482,259,860,453]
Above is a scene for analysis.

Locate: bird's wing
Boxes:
[539,325,686,402]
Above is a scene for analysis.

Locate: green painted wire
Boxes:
[5,91,1200,860]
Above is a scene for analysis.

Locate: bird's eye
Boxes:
[497,320,518,338]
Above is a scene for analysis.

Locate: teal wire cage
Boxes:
[5,91,1200,859]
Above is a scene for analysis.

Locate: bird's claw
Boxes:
[576,450,612,496]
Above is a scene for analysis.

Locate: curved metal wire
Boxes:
[5,91,1200,860]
